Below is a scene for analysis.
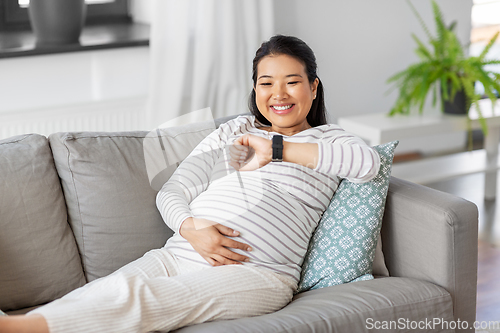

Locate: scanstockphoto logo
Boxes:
[365,318,500,331]
[143,108,265,225]
[143,108,334,229]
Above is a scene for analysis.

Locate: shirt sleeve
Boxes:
[314,126,380,183]
[156,123,230,233]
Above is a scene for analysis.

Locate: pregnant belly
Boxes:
[189,174,312,266]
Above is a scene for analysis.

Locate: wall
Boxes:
[274,0,474,154]
[0,48,149,112]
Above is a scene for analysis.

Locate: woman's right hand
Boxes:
[179,217,252,266]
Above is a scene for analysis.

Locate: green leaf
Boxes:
[440,76,449,101]
[412,34,433,60]
[407,0,432,41]
[448,21,457,32]
[480,59,500,66]
[473,100,489,137]
[475,68,500,103]
[479,31,500,61]
[432,81,438,106]
[432,0,448,55]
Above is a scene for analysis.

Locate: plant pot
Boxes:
[28,0,87,46]
[442,89,468,115]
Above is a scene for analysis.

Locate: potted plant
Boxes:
[28,0,87,46]
[387,0,500,138]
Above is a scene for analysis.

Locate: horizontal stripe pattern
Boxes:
[157,115,380,283]
[30,249,295,333]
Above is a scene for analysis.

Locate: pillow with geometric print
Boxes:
[297,140,398,293]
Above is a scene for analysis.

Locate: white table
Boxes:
[338,99,500,200]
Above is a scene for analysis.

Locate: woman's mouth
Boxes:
[271,104,295,114]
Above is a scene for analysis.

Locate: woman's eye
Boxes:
[288,81,299,85]
[260,83,272,86]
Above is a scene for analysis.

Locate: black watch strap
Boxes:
[272,135,283,162]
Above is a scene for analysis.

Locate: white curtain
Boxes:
[147,0,274,128]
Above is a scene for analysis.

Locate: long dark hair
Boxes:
[248,35,327,127]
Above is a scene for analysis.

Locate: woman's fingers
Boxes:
[229,146,247,165]
[221,248,250,263]
[211,253,244,266]
[216,223,241,237]
[230,134,272,171]
[228,160,240,171]
[215,224,252,252]
[221,237,252,253]
[203,256,219,266]
[184,220,252,266]
[203,248,247,266]
[214,224,252,262]
[229,144,255,171]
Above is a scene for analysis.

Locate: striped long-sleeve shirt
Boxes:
[156,115,380,283]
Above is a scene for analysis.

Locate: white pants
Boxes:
[29,248,296,333]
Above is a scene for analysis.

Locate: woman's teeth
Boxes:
[273,104,293,111]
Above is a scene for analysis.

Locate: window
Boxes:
[471,0,500,43]
[0,0,130,31]
[470,0,500,98]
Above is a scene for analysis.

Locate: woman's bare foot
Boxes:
[0,314,49,333]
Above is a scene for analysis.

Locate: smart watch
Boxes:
[272,135,283,162]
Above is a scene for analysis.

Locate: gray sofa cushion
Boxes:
[49,124,214,281]
[173,277,454,333]
[0,134,86,311]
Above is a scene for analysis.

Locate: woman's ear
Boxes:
[311,78,319,97]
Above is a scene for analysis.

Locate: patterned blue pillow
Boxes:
[297,141,398,293]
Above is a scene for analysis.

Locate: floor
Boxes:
[410,168,500,323]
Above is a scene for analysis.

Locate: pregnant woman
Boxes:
[0,35,379,333]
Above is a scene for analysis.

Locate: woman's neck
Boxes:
[263,123,312,136]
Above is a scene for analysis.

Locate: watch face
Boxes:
[272,135,283,162]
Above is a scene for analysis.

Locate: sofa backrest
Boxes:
[0,134,86,311]
[48,121,215,282]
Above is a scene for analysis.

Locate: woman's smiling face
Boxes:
[254,54,319,136]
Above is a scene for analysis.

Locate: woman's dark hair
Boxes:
[248,35,327,127]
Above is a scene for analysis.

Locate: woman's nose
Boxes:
[272,84,287,100]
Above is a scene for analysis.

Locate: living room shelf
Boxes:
[0,22,149,59]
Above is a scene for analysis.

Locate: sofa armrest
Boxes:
[381,177,478,329]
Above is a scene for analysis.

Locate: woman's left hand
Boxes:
[229,134,272,171]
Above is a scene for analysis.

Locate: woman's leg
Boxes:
[0,248,182,333]
[1,252,295,333]
[128,264,296,332]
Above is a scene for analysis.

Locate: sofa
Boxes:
[0,116,478,332]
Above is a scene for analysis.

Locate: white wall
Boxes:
[0,48,149,112]
[274,0,473,154]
